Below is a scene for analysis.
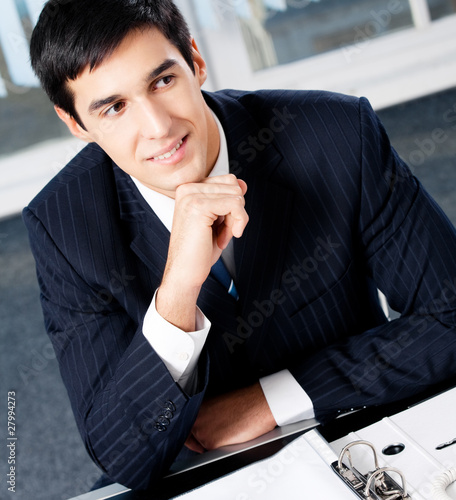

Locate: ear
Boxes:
[190,38,208,87]
[54,106,92,142]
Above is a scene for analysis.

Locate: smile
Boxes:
[153,139,183,161]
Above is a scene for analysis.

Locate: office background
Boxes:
[1,0,456,498]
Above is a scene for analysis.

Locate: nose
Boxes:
[135,98,172,140]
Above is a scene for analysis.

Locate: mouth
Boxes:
[150,137,185,161]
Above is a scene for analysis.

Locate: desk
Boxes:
[68,422,315,500]
[68,382,456,500]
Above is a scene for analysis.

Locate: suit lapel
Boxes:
[204,91,295,327]
[113,164,170,281]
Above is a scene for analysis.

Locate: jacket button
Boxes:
[164,401,176,412]
[157,415,170,426]
[154,422,167,432]
[163,409,174,419]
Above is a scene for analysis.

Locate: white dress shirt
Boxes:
[131,112,315,426]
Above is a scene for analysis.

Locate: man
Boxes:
[25,0,456,492]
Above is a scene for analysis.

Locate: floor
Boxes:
[0,86,455,500]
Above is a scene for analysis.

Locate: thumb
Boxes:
[237,179,248,196]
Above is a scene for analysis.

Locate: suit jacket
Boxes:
[23,89,456,490]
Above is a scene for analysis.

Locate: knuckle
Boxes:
[234,195,246,207]
[191,196,206,210]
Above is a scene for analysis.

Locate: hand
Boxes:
[156,175,248,331]
[185,382,277,453]
[169,174,248,285]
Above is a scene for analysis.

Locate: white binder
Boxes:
[331,387,456,499]
[174,387,456,499]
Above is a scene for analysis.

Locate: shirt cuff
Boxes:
[259,369,315,426]
[142,290,211,385]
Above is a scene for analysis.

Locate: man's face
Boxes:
[59,28,219,197]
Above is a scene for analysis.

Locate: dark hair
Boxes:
[30,0,195,128]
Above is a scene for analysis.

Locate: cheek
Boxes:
[95,126,137,159]
[172,87,207,125]
[86,111,136,143]
[100,139,131,161]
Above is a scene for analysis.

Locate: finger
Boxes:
[184,433,206,454]
[215,223,233,250]
[184,194,247,228]
[215,208,249,249]
[202,174,241,187]
[213,215,225,229]
[201,175,248,197]
[215,212,249,250]
[222,205,249,239]
[176,181,243,201]
[237,179,248,196]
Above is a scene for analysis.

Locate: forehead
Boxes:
[67,27,186,113]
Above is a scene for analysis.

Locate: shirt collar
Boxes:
[131,110,229,232]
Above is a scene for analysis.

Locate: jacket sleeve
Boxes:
[290,97,456,422]
[23,208,208,490]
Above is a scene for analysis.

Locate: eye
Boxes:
[104,101,125,117]
[154,75,174,89]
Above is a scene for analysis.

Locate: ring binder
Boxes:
[331,440,411,499]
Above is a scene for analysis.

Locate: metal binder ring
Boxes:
[338,440,380,471]
[364,466,408,499]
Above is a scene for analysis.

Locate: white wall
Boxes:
[0,138,84,219]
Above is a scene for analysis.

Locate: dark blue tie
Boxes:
[211,258,239,300]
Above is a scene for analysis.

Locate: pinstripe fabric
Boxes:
[23,89,456,490]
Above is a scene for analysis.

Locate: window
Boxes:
[232,0,415,71]
[0,0,68,156]
[428,0,456,20]
[193,0,456,73]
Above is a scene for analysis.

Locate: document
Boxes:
[172,429,357,499]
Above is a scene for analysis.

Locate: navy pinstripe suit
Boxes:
[23,89,456,490]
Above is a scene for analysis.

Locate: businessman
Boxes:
[25,0,456,491]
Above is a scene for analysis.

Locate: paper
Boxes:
[173,430,357,499]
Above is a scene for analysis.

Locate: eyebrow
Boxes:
[87,58,179,115]
[88,94,122,115]
[144,58,179,85]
